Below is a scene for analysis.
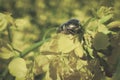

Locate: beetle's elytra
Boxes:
[57,19,83,35]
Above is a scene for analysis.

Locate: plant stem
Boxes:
[21,38,50,57]
[42,28,56,41]
[7,25,12,43]
[20,28,55,57]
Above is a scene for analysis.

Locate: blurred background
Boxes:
[0,0,120,80]
[0,0,120,53]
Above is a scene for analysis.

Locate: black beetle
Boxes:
[57,19,83,35]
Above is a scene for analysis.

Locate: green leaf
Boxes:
[87,20,98,32]
[0,13,8,31]
[93,32,110,50]
[57,34,75,53]
[86,47,94,58]
[35,55,49,67]
[96,6,113,19]
[35,55,49,72]
[99,14,113,24]
[0,43,14,59]
[8,58,27,78]
[76,59,87,70]
[0,13,14,31]
[74,38,84,58]
[40,33,76,54]
[0,47,14,59]
[40,35,59,54]
[97,23,111,34]
[15,77,26,80]
[107,21,120,29]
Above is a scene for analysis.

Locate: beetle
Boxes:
[57,19,83,35]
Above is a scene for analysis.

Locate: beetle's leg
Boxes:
[67,29,76,35]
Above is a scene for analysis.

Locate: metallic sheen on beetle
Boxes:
[57,19,83,35]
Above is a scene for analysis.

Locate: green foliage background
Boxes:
[0,0,120,80]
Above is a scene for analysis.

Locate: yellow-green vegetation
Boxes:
[0,0,120,80]
[8,58,27,80]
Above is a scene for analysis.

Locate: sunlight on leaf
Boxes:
[107,21,120,29]
[8,58,28,78]
[0,47,14,59]
[87,20,98,32]
[99,14,113,24]
[97,23,111,34]
[40,33,76,54]
[97,6,113,18]
[58,34,75,53]
[0,1,119,80]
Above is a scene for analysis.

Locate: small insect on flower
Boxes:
[57,19,83,35]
